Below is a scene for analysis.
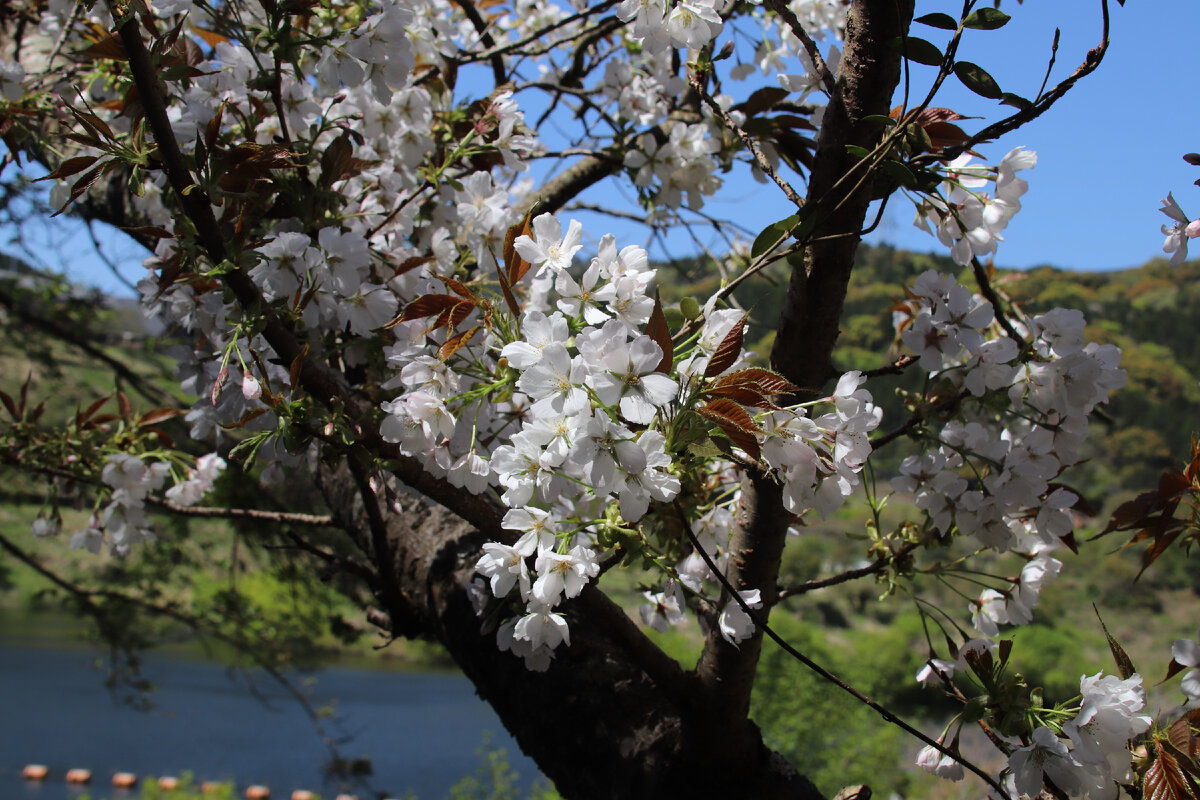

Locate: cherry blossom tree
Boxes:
[2,0,1198,797]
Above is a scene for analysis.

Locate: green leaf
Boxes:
[889,36,944,66]
[879,159,917,189]
[751,213,799,260]
[963,8,1011,30]
[954,61,1003,100]
[845,144,871,159]
[914,12,958,30]
[1000,92,1035,112]
[860,114,898,128]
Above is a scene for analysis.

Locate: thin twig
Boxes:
[762,0,838,97]
[969,255,1025,346]
[674,502,1011,800]
[777,543,917,599]
[146,499,334,526]
[688,72,805,209]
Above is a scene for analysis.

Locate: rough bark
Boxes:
[770,0,916,395]
[695,471,792,733]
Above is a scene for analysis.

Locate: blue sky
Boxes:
[7,0,1193,297]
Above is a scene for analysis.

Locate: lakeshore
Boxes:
[0,632,540,800]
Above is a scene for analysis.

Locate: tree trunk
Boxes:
[317,462,824,800]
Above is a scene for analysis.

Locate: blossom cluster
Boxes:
[1005,673,1151,799]
[890,270,1124,636]
[374,211,882,669]
[914,147,1037,267]
[34,453,226,556]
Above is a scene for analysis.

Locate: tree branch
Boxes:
[769,0,915,398]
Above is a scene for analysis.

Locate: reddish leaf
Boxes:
[0,388,18,421]
[289,343,308,392]
[52,161,109,215]
[438,324,481,362]
[75,35,126,61]
[697,399,763,461]
[1138,524,1186,579]
[139,407,181,425]
[1164,658,1189,683]
[496,256,520,318]
[771,114,816,131]
[211,363,229,405]
[395,255,434,277]
[704,315,746,378]
[399,293,469,323]
[71,108,115,142]
[1161,740,1200,795]
[143,426,175,448]
[445,300,474,332]
[708,367,798,408]
[39,155,100,182]
[733,86,789,117]
[221,407,269,429]
[1145,741,1200,800]
[189,24,229,48]
[121,226,175,240]
[503,211,534,287]
[204,102,226,152]
[1093,605,1136,680]
[117,391,132,419]
[76,394,112,427]
[434,274,478,302]
[645,293,673,374]
[924,121,970,152]
[1169,718,1198,755]
[698,399,762,434]
[914,107,969,124]
[319,132,355,188]
[18,374,30,417]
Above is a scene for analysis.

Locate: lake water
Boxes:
[0,636,541,799]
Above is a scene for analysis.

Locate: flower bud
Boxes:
[242,373,262,401]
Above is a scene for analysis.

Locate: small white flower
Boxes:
[718,589,762,645]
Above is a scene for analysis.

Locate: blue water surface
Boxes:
[0,637,540,799]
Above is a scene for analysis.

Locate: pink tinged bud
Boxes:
[1187,220,1200,239]
[211,364,229,405]
[242,373,262,400]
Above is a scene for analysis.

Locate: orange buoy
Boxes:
[113,772,138,788]
[245,785,271,800]
[158,776,180,790]
[21,765,48,781]
[336,794,359,800]
[66,768,92,784]
[201,781,227,794]
[291,791,317,800]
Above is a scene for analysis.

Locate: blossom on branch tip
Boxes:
[1172,632,1200,699]
[1160,193,1200,266]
